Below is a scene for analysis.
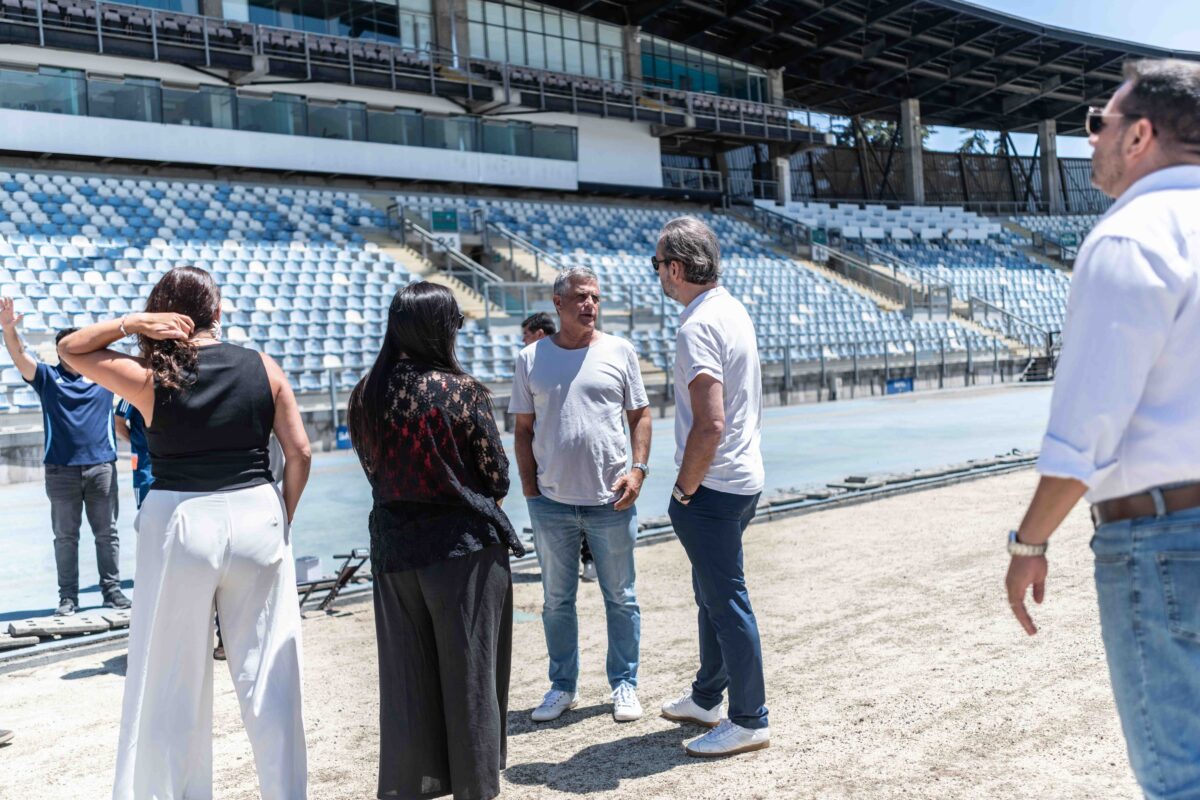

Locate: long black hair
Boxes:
[141,266,221,391]
[348,281,473,472]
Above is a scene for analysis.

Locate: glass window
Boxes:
[467,0,482,21]
[423,115,476,150]
[367,107,423,145]
[504,4,521,26]
[397,0,430,11]
[544,11,560,37]
[525,31,545,69]
[563,38,582,74]
[373,1,399,41]
[399,12,416,49]
[237,92,306,135]
[524,7,541,32]
[545,35,563,71]
[482,118,532,156]
[484,1,504,25]
[469,22,487,57]
[531,126,574,160]
[0,67,86,115]
[87,77,161,123]
[485,23,506,60]
[598,24,621,47]
[506,27,525,64]
[580,19,595,43]
[561,14,579,41]
[162,85,236,128]
[582,45,598,77]
[414,13,431,50]
[308,101,365,140]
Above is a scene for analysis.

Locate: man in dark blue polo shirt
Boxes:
[1,297,129,617]
[115,399,153,508]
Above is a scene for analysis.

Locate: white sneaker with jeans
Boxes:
[660,690,721,727]
[531,689,580,722]
[611,682,642,722]
[685,719,770,757]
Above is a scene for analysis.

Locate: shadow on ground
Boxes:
[61,654,126,681]
[504,727,700,793]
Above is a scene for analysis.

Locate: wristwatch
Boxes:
[632,463,650,477]
[1007,530,1048,557]
[672,484,694,505]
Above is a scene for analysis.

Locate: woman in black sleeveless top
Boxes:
[58,267,312,800]
[348,282,524,800]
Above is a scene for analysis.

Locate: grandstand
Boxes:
[0,0,1194,448]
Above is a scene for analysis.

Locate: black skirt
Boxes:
[374,544,514,800]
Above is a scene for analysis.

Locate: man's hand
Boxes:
[612,469,644,511]
[523,485,541,499]
[0,297,22,330]
[1006,555,1048,636]
[127,312,194,341]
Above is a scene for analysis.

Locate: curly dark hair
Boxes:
[139,266,220,392]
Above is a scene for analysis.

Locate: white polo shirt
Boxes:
[1037,166,1200,503]
[673,286,765,495]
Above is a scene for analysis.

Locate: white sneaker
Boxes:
[685,719,770,757]
[660,690,721,728]
[581,560,597,582]
[611,682,642,722]
[531,689,580,722]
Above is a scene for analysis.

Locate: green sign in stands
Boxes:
[1060,231,1079,247]
[431,209,459,232]
[811,228,828,245]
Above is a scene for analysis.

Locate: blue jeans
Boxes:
[1092,503,1200,800]
[527,495,640,693]
[668,485,768,730]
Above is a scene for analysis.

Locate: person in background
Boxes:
[349,281,524,800]
[114,399,153,509]
[57,266,311,799]
[654,216,771,758]
[521,310,597,583]
[0,297,129,617]
[511,268,651,725]
[1004,60,1200,799]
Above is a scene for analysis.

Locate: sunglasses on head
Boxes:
[1086,106,1145,137]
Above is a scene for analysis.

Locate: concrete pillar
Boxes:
[767,68,785,106]
[715,150,734,198]
[773,156,791,205]
[1038,119,1064,213]
[900,98,925,205]
[622,26,643,87]
[434,0,469,60]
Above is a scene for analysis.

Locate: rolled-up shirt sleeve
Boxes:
[1037,235,1179,489]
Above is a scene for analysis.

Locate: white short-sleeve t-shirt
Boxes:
[509,332,649,505]
[674,286,765,495]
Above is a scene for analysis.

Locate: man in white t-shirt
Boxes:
[653,216,770,758]
[510,267,652,725]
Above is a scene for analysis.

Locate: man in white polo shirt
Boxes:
[653,216,769,758]
[510,267,652,725]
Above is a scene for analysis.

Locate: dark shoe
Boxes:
[0,729,13,746]
[103,590,132,610]
[55,598,77,617]
[213,645,226,661]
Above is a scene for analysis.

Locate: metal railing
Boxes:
[965,296,1055,358]
[862,244,955,317]
[661,166,723,193]
[481,221,567,283]
[388,204,503,300]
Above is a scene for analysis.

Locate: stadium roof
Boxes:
[542,0,1200,135]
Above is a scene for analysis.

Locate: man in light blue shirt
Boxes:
[1003,60,1200,798]
[1,299,128,617]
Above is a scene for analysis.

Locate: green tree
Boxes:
[835,118,931,148]
[958,130,993,154]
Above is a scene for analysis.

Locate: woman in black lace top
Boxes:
[348,282,523,800]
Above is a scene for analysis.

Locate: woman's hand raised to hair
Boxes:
[128,312,195,341]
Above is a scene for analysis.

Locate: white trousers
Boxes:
[113,483,308,800]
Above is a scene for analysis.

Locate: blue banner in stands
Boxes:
[335,425,352,450]
[886,377,914,395]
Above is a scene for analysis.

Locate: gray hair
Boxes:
[658,216,721,285]
[1123,59,1200,147]
[553,266,599,297]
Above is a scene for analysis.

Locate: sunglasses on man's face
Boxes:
[651,256,669,273]
[1085,106,1144,137]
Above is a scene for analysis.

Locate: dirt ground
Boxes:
[1,469,1139,800]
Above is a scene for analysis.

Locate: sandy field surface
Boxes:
[1,468,1138,800]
